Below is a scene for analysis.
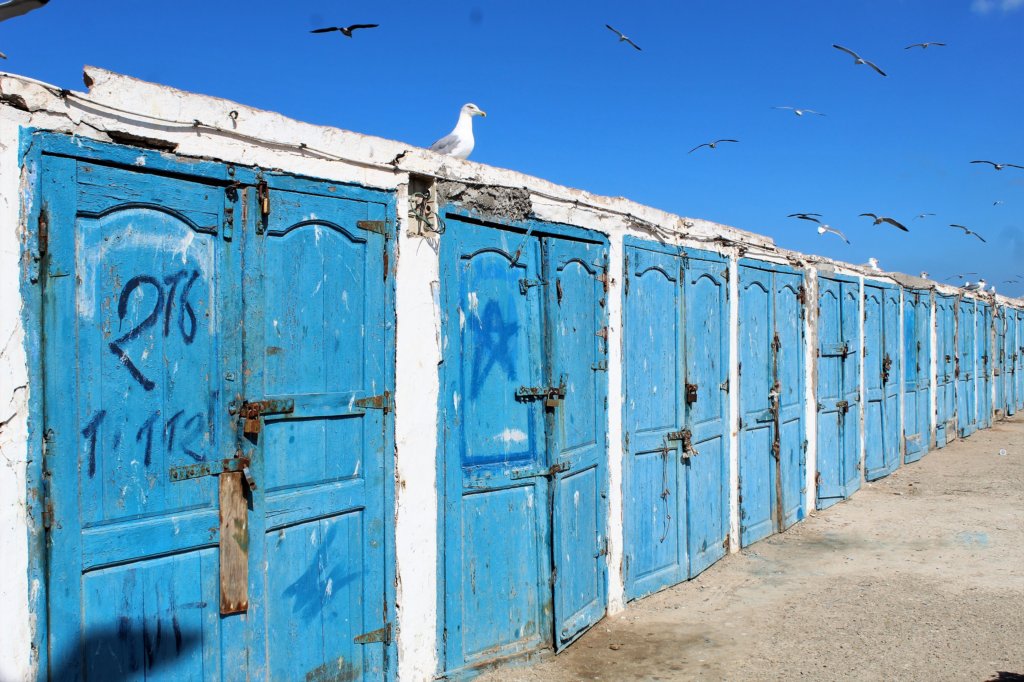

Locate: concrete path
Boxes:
[481,417,1024,681]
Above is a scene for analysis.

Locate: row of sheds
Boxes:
[1,69,1021,681]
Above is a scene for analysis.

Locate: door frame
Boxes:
[435,206,609,677]
[22,131,398,679]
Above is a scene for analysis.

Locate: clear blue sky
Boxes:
[3,1,1023,291]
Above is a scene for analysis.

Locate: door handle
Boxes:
[509,461,571,479]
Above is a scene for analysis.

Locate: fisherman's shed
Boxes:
[0,68,1020,681]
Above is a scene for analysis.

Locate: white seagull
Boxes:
[605,24,642,51]
[817,225,849,244]
[773,106,825,117]
[905,42,946,50]
[949,223,986,243]
[689,139,739,154]
[971,160,1024,171]
[832,44,887,76]
[864,257,882,272]
[915,212,936,220]
[429,103,487,159]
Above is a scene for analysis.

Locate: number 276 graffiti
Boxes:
[109,269,201,390]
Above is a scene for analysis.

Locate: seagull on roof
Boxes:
[817,225,849,244]
[920,271,929,279]
[429,103,487,159]
[864,257,882,272]
[971,160,1024,171]
[311,23,380,37]
[0,0,47,22]
[832,44,887,76]
[950,224,986,242]
[915,212,936,220]
[788,212,822,224]
[773,106,825,117]
[860,213,909,232]
[689,139,738,154]
[605,24,642,51]
[905,42,946,49]
[963,280,986,291]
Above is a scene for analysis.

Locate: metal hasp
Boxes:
[354,624,392,646]
[169,456,252,485]
[510,461,571,480]
[667,428,698,460]
[354,391,394,414]
[231,398,295,437]
[515,382,566,407]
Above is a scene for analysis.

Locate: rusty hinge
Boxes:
[594,537,609,558]
[596,272,612,292]
[355,391,394,414]
[357,220,387,237]
[722,534,730,550]
[721,268,729,282]
[591,361,608,371]
[223,205,234,241]
[596,327,609,340]
[354,623,392,646]
[796,285,807,305]
[720,378,729,392]
[802,439,808,453]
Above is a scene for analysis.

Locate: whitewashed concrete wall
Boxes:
[0,68,1017,681]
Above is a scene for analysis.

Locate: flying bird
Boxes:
[832,44,887,76]
[994,200,1004,206]
[943,272,977,281]
[788,212,822,224]
[773,106,825,117]
[689,139,738,154]
[817,225,849,244]
[428,103,487,159]
[0,0,47,22]
[949,223,986,242]
[605,24,642,51]
[915,212,936,220]
[859,213,909,232]
[971,160,1024,171]
[905,42,946,49]
[1003,279,1019,284]
[310,23,380,37]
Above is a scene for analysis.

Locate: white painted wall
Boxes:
[0,67,1022,681]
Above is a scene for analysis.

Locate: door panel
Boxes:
[251,186,390,681]
[441,222,549,670]
[623,246,685,599]
[1005,309,1016,416]
[682,256,729,575]
[957,298,977,438]
[44,158,236,681]
[816,278,844,504]
[775,272,805,529]
[864,285,900,479]
[904,291,930,462]
[547,239,608,648]
[979,304,993,428]
[738,267,775,546]
[935,295,956,446]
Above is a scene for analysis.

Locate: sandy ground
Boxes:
[479,417,1024,682]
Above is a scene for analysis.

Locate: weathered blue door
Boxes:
[979,303,993,428]
[957,297,978,438]
[815,277,860,507]
[996,307,1007,418]
[246,179,394,680]
[903,289,931,463]
[36,139,395,681]
[1017,311,1024,412]
[439,216,608,674]
[1005,308,1017,417]
[622,241,728,601]
[864,283,900,480]
[738,262,805,546]
[935,294,957,446]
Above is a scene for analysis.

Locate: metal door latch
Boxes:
[510,461,571,479]
[667,429,698,460]
[836,400,850,414]
[169,455,254,489]
[882,354,892,384]
[229,398,295,437]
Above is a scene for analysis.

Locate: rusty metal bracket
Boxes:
[354,391,393,414]
[231,398,295,437]
[169,456,251,484]
[354,624,392,646]
[356,220,387,237]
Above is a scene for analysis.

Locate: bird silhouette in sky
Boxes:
[949,224,986,242]
[311,23,380,38]
[689,139,738,154]
[605,24,642,51]
[860,213,909,232]
[833,44,887,76]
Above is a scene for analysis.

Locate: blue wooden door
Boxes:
[935,295,957,446]
[440,217,608,672]
[622,243,728,600]
[957,297,977,437]
[903,290,931,462]
[245,180,393,680]
[37,143,396,681]
[816,277,860,507]
[622,245,687,599]
[42,157,242,681]
[996,307,1007,417]
[864,284,900,480]
[1005,308,1017,417]
[979,304,993,428]
[1017,311,1024,412]
[546,238,608,649]
[738,262,804,546]
[682,253,729,576]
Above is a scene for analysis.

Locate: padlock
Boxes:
[243,414,261,437]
